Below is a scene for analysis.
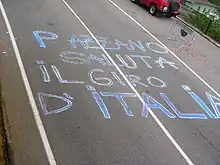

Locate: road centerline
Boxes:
[60,0,194,164]
[108,0,220,99]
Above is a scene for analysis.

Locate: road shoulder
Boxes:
[0,11,10,165]
[0,7,48,164]
[0,85,10,165]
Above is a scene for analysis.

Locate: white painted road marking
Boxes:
[108,0,220,99]
[0,1,57,165]
[61,0,194,164]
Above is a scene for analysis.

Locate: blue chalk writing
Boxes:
[63,93,74,100]
[142,93,176,118]
[82,35,98,49]
[94,36,108,49]
[38,93,73,115]
[129,40,146,52]
[89,90,111,119]
[182,85,217,119]
[160,93,207,119]
[182,85,191,91]
[71,34,90,49]
[189,92,216,118]
[206,92,220,118]
[70,34,147,52]
[101,92,136,117]
[110,39,129,50]
[33,31,58,48]
[86,85,96,91]
[52,65,84,84]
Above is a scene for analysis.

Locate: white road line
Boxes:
[61,0,194,165]
[0,1,57,165]
[108,0,220,99]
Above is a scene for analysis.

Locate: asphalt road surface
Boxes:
[1,0,220,165]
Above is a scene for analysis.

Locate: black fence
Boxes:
[181,4,220,43]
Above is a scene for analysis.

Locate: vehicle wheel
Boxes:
[130,0,140,3]
[149,4,157,16]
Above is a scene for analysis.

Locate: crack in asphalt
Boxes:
[195,126,220,155]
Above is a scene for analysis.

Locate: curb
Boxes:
[0,87,9,165]
[176,16,220,48]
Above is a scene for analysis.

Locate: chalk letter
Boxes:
[33,31,58,48]
[60,51,87,64]
[40,65,50,82]
[91,92,110,118]
[52,65,84,84]
[101,92,136,117]
[88,54,107,66]
[127,75,148,88]
[206,92,220,118]
[146,42,168,54]
[86,85,110,118]
[101,54,113,66]
[116,54,137,69]
[36,60,50,82]
[114,39,131,51]
[89,69,113,86]
[111,72,126,86]
[38,93,73,115]
[182,85,217,119]
[160,93,207,119]
[129,40,146,52]
[96,36,109,49]
[147,77,166,88]
[142,93,176,118]
[155,57,179,70]
[71,34,91,49]
[130,55,152,68]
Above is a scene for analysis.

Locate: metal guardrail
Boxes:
[181,3,220,43]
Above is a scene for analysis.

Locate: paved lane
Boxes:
[0,5,48,165]
[1,0,220,164]
[110,0,220,92]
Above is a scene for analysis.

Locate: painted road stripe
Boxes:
[60,0,194,165]
[108,0,220,99]
[0,1,57,164]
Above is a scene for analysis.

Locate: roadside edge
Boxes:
[176,16,220,49]
[0,82,10,165]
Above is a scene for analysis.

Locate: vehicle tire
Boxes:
[149,4,157,16]
[130,0,140,3]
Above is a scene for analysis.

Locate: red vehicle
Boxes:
[131,0,181,18]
